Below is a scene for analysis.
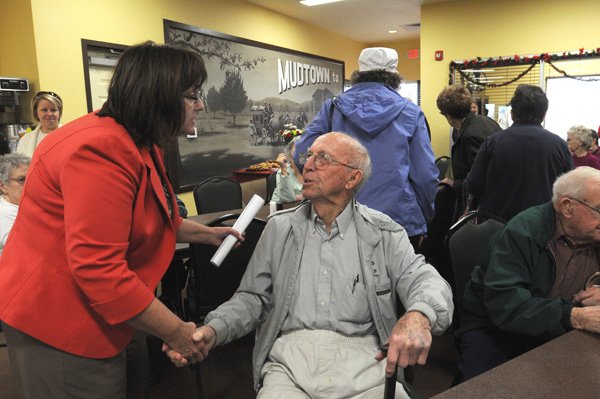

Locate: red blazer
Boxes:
[0,113,182,358]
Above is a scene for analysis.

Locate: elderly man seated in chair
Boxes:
[166,132,453,398]
[457,166,600,382]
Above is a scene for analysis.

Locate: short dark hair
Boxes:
[509,84,548,124]
[350,70,402,89]
[98,41,207,147]
[436,85,472,119]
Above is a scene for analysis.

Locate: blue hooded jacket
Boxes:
[294,82,438,236]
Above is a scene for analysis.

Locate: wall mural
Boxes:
[163,19,345,192]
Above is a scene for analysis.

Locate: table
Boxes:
[431,330,600,398]
[231,168,276,183]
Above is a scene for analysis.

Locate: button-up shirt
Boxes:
[547,216,600,299]
[282,202,376,335]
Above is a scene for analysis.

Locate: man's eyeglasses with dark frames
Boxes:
[299,151,358,170]
[569,197,600,217]
[183,90,205,105]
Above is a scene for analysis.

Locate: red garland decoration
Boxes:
[450,47,600,87]
[452,47,600,70]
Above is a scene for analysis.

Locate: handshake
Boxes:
[161,323,217,367]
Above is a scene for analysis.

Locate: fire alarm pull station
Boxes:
[435,50,444,61]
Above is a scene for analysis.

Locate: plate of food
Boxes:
[245,160,281,172]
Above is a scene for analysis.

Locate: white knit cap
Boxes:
[358,47,398,73]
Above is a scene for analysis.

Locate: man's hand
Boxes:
[162,325,217,367]
[571,306,600,334]
[572,286,600,307]
[374,311,432,376]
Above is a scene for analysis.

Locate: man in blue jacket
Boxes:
[294,47,438,248]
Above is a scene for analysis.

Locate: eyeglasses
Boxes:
[8,176,26,185]
[183,90,205,105]
[35,91,61,101]
[569,197,600,217]
[299,150,358,170]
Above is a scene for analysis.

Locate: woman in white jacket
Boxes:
[17,91,62,157]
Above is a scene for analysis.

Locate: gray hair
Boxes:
[339,133,372,192]
[0,153,31,183]
[567,125,594,150]
[552,166,600,204]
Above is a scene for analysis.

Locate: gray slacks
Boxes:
[3,322,127,399]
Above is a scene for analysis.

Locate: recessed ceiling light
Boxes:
[300,0,344,6]
[388,30,398,34]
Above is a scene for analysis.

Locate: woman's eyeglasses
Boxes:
[183,90,205,105]
[299,151,358,170]
[8,176,26,185]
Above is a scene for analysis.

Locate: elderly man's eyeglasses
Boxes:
[299,151,358,170]
[569,197,600,217]
[183,90,205,105]
[8,176,26,185]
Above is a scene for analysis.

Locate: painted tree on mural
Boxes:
[168,28,266,71]
[219,70,248,126]
[206,86,222,118]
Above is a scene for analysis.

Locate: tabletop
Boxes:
[431,329,600,398]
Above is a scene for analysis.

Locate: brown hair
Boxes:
[97,41,207,147]
[436,85,472,119]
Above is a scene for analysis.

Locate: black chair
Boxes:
[266,172,277,203]
[193,177,242,215]
[445,211,505,319]
[435,156,451,180]
[186,214,266,323]
[186,214,266,399]
[420,182,457,286]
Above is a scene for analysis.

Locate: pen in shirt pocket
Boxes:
[352,274,359,294]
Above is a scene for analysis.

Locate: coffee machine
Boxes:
[0,77,30,153]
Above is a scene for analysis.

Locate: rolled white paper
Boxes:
[210,194,265,267]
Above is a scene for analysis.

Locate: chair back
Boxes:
[193,176,242,214]
[266,172,277,203]
[186,214,267,323]
[420,182,457,285]
[446,211,505,313]
[435,156,451,180]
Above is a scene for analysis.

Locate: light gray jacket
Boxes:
[206,200,453,390]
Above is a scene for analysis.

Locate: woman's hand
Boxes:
[177,219,244,245]
[162,325,217,367]
[276,153,288,175]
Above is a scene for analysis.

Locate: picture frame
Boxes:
[163,19,345,192]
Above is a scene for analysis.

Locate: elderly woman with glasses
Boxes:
[0,41,242,398]
[566,125,600,170]
[272,137,304,203]
[16,90,63,157]
[0,153,30,256]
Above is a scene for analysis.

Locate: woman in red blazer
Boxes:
[0,42,241,398]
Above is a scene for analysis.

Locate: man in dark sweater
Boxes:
[465,84,573,221]
[457,167,600,381]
